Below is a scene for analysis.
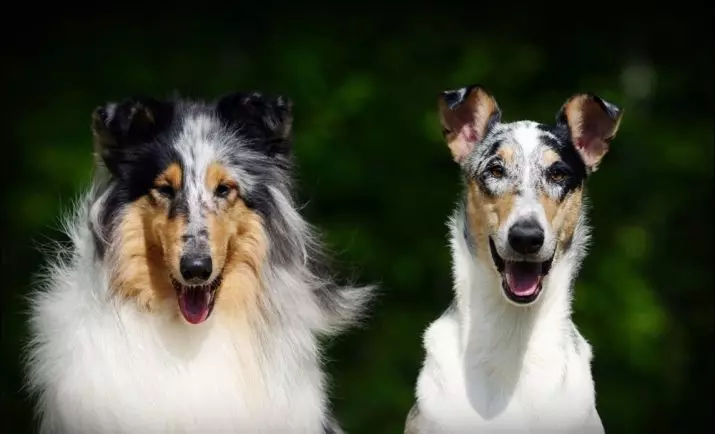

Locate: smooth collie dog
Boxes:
[405,85,623,433]
[26,92,372,433]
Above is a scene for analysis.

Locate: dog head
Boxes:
[439,85,623,305]
[91,92,294,324]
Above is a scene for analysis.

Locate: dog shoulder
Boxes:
[415,303,463,411]
[423,303,461,363]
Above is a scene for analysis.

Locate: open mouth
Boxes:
[171,275,222,324]
[489,238,553,305]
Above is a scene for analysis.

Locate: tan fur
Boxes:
[542,149,560,166]
[158,163,182,191]
[110,163,185,310]
[551,190,583,248]
[110,197,179,311]
[439,87,500,163]
[467,176,583,257]
[206,162,268,319]
[110,162,268,321]
[563,94,623,170]
[537,149,585,249]
[497,146,515,164]
[466,180,515,257]
[539,192,560,225]
[538,148,563,225]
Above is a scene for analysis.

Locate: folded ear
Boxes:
[556,93,623,172]
[216,92,293,157]
[438,85,501,164]
[91,97,173,177]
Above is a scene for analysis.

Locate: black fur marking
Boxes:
[90,92,314,277]
[536,123,588,196]
[439,83,494,110]
[92,98,175,179]
[440,87,470,110]
[223,146,297,267]
[217,92,293,157]
[485,135,505,159]
[212,91,301,267]
[168,191,189,220]
[90,98,184,256]
[467,140,502,197]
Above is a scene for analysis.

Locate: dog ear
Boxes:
[438,85,501,164]
[216,92,293,157]
[556,93,623,172]
[91,97,173,177]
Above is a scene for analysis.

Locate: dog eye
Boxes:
[214,184,233,198]
[547,167,569,183]
[154,185,175,199]
[487,165,505,179]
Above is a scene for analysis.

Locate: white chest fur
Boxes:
[415,313,601,433]
[28,266,326,434]
[410,219,604,434]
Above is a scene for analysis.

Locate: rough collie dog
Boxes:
[26,92,372,433]
[405,86,623,433]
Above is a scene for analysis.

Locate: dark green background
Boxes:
[2,5,712,434]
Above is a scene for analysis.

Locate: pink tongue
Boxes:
[178,288,211,324]
[505,262,542,296]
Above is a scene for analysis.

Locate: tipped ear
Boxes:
[216,92,293,157]
[438,85,501,164]
[557,93,623,172]
[91,97,173,176]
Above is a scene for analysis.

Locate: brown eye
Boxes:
[154,184,175,199]
[547,167,569,183]
[214,184,233,198]
[489,165,505,178]
[549,172,565,182]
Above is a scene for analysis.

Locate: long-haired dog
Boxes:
[25,92,372,433]
[405,86,623,433]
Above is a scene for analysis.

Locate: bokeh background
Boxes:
[1,5,712,434]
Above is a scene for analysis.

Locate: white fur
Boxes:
[409,210,604,433]
[26,193,336,434]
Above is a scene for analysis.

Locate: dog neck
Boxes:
[449,204,588,370]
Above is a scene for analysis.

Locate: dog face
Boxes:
[439,86,622,305]
[91,92,293,324]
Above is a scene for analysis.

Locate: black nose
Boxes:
[179,255,213,283]
[508,219,545,255]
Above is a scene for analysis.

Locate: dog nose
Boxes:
[508,219,545,255]
[180,255,213,283]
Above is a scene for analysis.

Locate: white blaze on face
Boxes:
[506,123,544,223]
[497,122,558,259]
[174,115,224,239]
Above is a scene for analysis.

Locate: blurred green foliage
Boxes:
[1,5,712,434]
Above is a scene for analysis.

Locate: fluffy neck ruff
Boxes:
[449,201,590,375]
[26,180,370,432]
